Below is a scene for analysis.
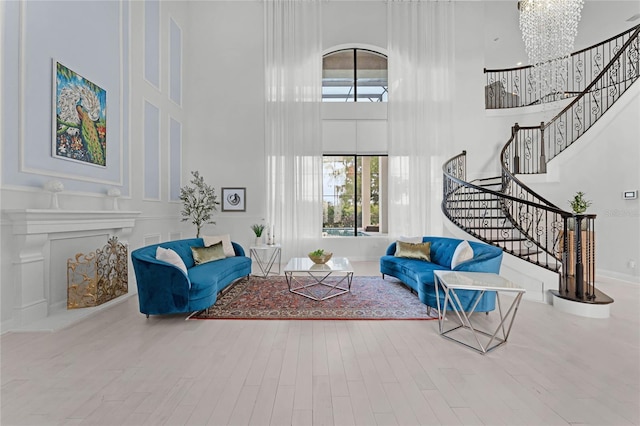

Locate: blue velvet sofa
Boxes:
[131,238,251,316]
[380,237,503,312]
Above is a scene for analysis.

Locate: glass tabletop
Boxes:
[284,257,353,273]
[434,271,525,293]
[250,244,281,250]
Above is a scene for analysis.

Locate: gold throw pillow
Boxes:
[395,241,431,262]
[191,241,226,265]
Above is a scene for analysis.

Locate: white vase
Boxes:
[255,236,262,246]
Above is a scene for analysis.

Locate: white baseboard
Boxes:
[597,269,640,285]
[2,293,136,333]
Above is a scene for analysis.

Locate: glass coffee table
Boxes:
[283,257,354,301]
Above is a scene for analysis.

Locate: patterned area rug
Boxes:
[189,275,438,320]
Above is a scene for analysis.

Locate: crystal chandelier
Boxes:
[519,0,584,103]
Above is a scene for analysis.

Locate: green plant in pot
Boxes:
[569,191,592,214]
[251,224,265,245]
[568,191,592,230]
[180,171,220,238]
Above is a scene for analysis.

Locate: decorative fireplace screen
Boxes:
[67,236,128,309]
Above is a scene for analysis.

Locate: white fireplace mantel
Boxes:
[6,209,140,235]
[4,209,141,330]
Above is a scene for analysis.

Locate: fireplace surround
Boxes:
[4,209,140,330]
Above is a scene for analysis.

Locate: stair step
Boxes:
[447,198,502,205]
[492,237,528,242]
[508,247,543,256]
[446,206,504,211]
[447,196,501,202]
[472,176,502,187]
[514,257,561,272]
[453,230,562,274]
[475,184,502,190]
[464,226,514,230]
[552,278,614,304]
[533,262,561,272]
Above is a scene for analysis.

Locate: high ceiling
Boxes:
[484,0,640,68]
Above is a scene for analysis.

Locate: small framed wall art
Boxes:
[221,187,246,212]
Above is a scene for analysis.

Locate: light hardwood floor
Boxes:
[2,263,639,426]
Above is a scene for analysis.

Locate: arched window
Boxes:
[322,49,388,102]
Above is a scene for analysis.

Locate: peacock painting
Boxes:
[54,62,107,166]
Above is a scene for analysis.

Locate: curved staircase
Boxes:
[442,24,640,312]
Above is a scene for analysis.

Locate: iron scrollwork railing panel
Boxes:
[443,152,564,272]
[544,26,640,164]
[485,24,640,109]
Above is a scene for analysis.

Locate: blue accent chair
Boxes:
[380,237,503,312]
[131,238,251,316]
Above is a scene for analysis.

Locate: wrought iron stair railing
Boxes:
[443,152,610,304]
[505,24,639,174]
[443,152,566,273]
[485,24,639,109]
[442,26,639,304]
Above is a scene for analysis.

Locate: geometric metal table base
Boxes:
[434,271,526,355]
[285,271,353,301]
[283,257,354,302]
[250,245,282,278]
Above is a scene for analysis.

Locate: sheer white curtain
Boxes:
[387,0,455,237]
[264,0,323,259]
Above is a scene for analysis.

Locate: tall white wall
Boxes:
[182,0,392,259]
[182,1,266,249]
[0,0,192,331]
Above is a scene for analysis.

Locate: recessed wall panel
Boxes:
[169,18,182,105]
[144,234,161,246]
[6,0,125,190]
[169,117,182,201]
[144,101,160,200]
[144,0,160,88]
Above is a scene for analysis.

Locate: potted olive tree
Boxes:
[180,171,220,238]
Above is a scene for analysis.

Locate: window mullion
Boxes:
[354,155,358,237]
[353,48,357,103]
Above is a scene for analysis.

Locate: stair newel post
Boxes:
[561,215,570,293]
[512,124,520,174]
[539,121,547,173]
[574,214,584,299]
[584,214,596,300]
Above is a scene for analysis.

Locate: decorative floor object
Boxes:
[188,276,439,320]
[67,236,128,309]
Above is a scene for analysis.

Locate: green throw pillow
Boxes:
[395,241,431,262]
[191,241,226,265]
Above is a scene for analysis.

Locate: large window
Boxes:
[322,49,388,102]
[323,155,387,237]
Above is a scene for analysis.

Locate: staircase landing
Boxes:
[551,284,614,318]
